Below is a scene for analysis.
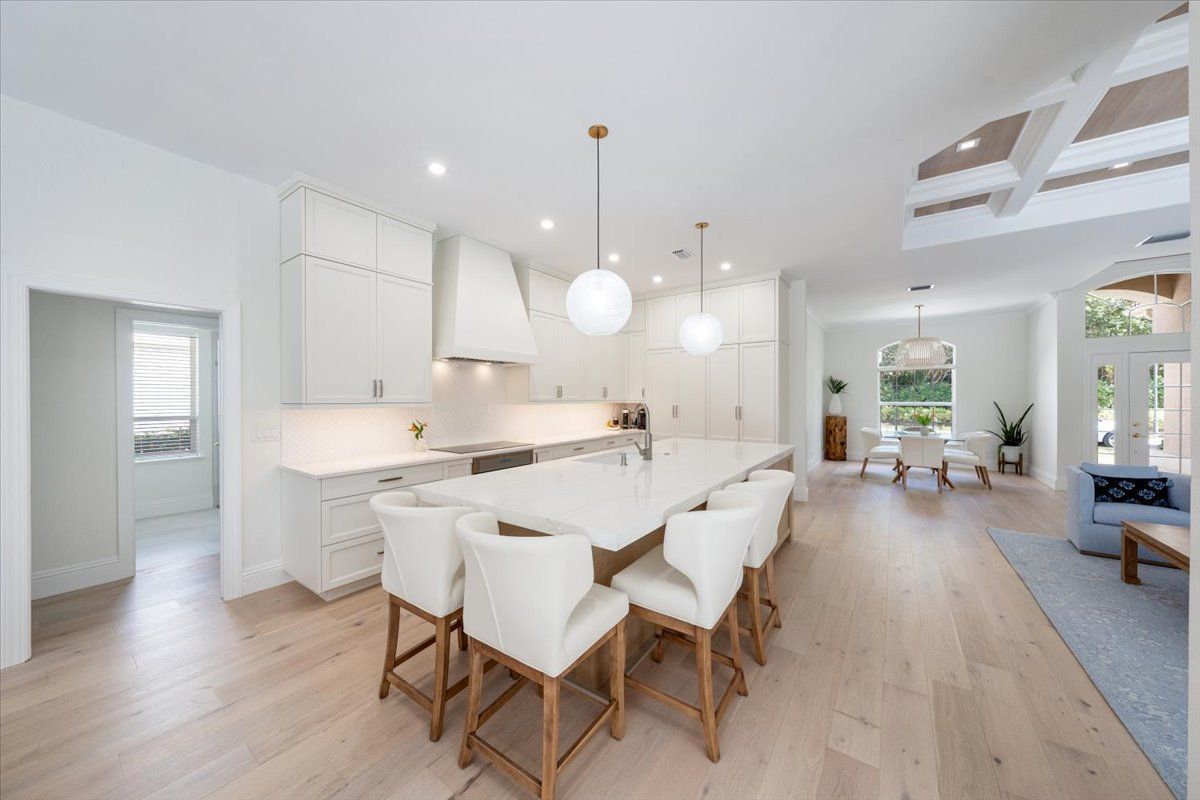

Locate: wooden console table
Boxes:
[824,415,847,461]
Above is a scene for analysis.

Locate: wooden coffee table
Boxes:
[1120,520,1190,584]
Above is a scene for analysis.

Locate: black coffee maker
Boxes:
[634,406,647,430]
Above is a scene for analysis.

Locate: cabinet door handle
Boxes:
[378,475,405,483]
[371,379,378,397]
[642,387,646,398]
[378,379,383,397]
[603,387,608,398]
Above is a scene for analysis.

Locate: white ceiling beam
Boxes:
[1111,15,1189,85]
[988,33,1141,218]
[904,161,1021,210]
[1048,117,1188,178]
[1025,75,1078,109]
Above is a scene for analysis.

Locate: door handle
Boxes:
[603,387,608,398]
[378,379,383,397]
[372,379,378,397]
[1131,433,1143,439]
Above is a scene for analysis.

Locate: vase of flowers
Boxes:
[409,420,429,451]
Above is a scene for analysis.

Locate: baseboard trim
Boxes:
[1030,465,1061,491]
[241,560,291,595]
[32,556,128,600]
[135,495,214,520]
[794,486,809,502]
[807,453,822,472]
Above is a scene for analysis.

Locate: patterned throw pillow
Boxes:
[1091,475,1172,506]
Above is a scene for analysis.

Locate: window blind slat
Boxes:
[133,329,198,457]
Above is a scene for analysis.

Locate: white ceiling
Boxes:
[0,1,1184,325]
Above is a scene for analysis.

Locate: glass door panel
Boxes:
[1130,351,1190,475]
[1094,361,1117,464]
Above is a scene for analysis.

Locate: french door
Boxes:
[1090,349,1191,474]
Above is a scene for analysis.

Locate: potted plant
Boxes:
[913,410,934,436]
[825,376,847,415]
[988,402,1033,464]
[409,419,430,451]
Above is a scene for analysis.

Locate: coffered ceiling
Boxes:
[0,1,1186,326]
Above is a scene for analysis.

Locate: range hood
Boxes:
[432,235,540,364]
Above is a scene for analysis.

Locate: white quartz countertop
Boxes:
[411,437,795,551]
[278,429,645,479]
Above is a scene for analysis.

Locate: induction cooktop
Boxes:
[432,441,532,454]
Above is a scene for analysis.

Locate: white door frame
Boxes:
[1,269,243,669]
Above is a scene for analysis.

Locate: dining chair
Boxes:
[899,435,947,492]
[943,431,995,489]
[858,428,901,478]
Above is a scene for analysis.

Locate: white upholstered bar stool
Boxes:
[899,435,947,492]
[455,512,628,800]
[370,491,478,741]
[610,490,762,762]
[943,432,995,489]
[726,469,796,665]
[859,428,901,478]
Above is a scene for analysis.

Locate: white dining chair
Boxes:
[455,512,628,800]
[943,431,995,489]
[858,427,901,478]
[370,491,476,741]
[899,435,947,492]
[610,489,762,762]
[725,469,795,665]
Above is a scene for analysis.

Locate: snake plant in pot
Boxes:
[988,401,1033,464]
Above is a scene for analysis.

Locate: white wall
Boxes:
[0,97,282,585]
[824,311,1029,465]
[1026,297,1058,488]
[29,292,120,581]
[805,310,826,472]
[133,324,216,520]
[786,279,810,501]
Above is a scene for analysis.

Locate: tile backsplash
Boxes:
[281,360,621,464]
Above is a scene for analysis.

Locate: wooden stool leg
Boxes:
[457,621,467,651]
[379,597,400,699]
[860,457,868,477]
[458,639,484,768]
[726,602,748,696]
[694,627,720,762]
[746,566,766,666]
[764,555,782,629]
[541,677,561,800]
[651,626,666,663]
[429,616,451,741]
[610,623,626,739]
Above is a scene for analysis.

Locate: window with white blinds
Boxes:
[133,328,198,458]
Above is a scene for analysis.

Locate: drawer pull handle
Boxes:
[573,446,585,451]
[376,550,384,556]
[378,475,405,483]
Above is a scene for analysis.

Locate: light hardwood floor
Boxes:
[0,462,1173,800]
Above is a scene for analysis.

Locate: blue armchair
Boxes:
[1066,463,1190,564]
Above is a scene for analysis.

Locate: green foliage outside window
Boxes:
[1085,294,1152,338]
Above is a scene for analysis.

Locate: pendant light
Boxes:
[678,221,723,355]
[897,304,947,367]
[565,124,632,336]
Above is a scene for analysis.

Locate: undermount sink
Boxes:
[579,449,645,465]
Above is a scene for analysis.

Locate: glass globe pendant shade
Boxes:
[566,268,632,336]
[680,311,724,355]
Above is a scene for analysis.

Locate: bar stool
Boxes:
[726,469,796,665]
[455,512,628,800]
[610,490,762,762]
[370,491,477,741]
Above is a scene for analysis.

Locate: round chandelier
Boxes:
[897,304,947,367]
[565,124,632,336]
[679,221,723,355]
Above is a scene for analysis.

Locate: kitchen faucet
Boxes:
[632,402,652,461]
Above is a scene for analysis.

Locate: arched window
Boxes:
[1085,271,1191,337]
[878,340,956,437]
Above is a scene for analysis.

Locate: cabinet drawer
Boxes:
[321,490,393,546]
[322,534,384,591]
[444,461,472,479]
[321,462,445,500]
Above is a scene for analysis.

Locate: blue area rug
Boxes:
[987,528,1188,799]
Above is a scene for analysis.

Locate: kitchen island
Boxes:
[413,437,796,687]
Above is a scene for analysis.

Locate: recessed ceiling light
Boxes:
[652,275,663,284]
[427,162,447,176]
[719,262,732,271]
[540,218,555,230]
[608,253,620,263]
[907,284,935,292]
[1110,161,1131,170]
[955,137,980,152]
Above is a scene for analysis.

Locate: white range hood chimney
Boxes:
[432,235,539,364]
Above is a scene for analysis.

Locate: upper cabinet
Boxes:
[646,295,677,350]
[647,277,782,348]
[279,180,435,405]
[622,299,646,333]
[519,265,570,318]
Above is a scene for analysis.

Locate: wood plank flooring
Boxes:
[0,462,1174,799]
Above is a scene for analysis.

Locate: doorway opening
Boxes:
[1090,349,1191,475]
